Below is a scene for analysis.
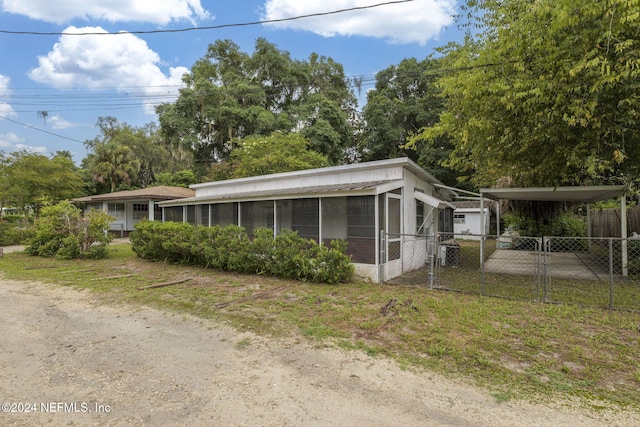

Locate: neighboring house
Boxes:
[451,201,490,239]
[158,158,455,283]
[74,186,195,236]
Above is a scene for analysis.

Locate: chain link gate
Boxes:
[384,233,640,311]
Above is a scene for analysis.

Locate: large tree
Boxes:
[0,151,84,215]
[419,0,640,188]
[363,57,469,189]
[156,38,357,169]
[84,117,177,191]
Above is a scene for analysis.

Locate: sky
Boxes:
[0,0,464,164]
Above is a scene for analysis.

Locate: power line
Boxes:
[0,0,416,36]
[0,115,84,143]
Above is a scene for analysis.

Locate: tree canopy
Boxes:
[83,117,178,192]
[156,38,357,169]
[0,151,84,215]
[224,132,329,179]
[418,0,640,188]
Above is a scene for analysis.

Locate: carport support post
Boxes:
[621,194,628,277]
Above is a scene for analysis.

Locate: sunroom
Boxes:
[158,158,455,282]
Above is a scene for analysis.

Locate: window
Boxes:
[186,205,197,225]
[108,203,125,220]
[454,214,466,224]
[347,196,375,238]
[133,203,148,220]
[164,206,183,222]
[291,199,319,240]
[416,201,425,234]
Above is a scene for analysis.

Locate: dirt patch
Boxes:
[0,278,638,426]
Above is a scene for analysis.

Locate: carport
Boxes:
[479,185,628,276]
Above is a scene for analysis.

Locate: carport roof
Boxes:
[480,185,625,204]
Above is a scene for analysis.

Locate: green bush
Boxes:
[25,201,114,259]
[130,221,353,283]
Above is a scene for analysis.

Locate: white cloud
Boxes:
[0,132,23,148]
[14,144,48,153]
[262,0,457,45]
[48,115,74,130]
[0,133,47,153]
[1,0,210,25]
[28,26,188,114]
[0,74,16,118]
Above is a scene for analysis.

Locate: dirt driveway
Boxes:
[0,278,638,427]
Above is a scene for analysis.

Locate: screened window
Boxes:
[186,205,197,225]
[291,199,319,240]
[164,206,183,222]
[347,196,375,238]
[211,203,238,227]
[108,203,125,220]
[241,201,273,236]
[322,197,347,240]
[199,204,210,226]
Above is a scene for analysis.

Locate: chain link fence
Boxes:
[384,232,640,312]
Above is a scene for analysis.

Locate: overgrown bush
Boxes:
[0,218,33,246]
[25,201,114,259]
[130,221,354,283]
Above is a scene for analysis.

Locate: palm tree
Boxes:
[90,142,141,192]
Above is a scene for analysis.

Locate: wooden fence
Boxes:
[590,206,640,237]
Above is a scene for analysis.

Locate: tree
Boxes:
[87,142,140,193]
[225,132,329,179]
[419,0,640,188]
[0,151,84,215]
[155,169,198,188]
[156,38,357,170]
[84,117,177,191]
[363,57,471,189]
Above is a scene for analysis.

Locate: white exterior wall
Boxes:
[192,161,405,199]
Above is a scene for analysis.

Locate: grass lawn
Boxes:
[2,243,639,409]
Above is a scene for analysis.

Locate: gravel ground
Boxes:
[0,277,639,427]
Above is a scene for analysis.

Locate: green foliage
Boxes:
[426,0,640,188]
[25,201,114,259]
[229,132,329,178]
[154,169,197,187]
[503,212,586,238]
[156,38,357,166]
[130,221,353,283]
[0,151,84,215]
[83,117,182,192]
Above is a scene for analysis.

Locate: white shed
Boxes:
[452,201,490,240]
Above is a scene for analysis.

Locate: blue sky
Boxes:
[0,0,463,164]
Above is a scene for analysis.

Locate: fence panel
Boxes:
[383,232,640,312]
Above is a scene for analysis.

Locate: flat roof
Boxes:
[480,185,625,203]
[160,180,405,206]
[74,186,195,202]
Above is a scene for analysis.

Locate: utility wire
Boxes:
[0,115,84,143]
[0,0,416,36]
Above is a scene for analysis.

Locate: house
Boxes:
[451,201,491,239]
[158,158,455,282]
[74,186,195,236]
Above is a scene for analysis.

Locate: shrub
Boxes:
[25,201,114,259]
[130,222,353,283]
